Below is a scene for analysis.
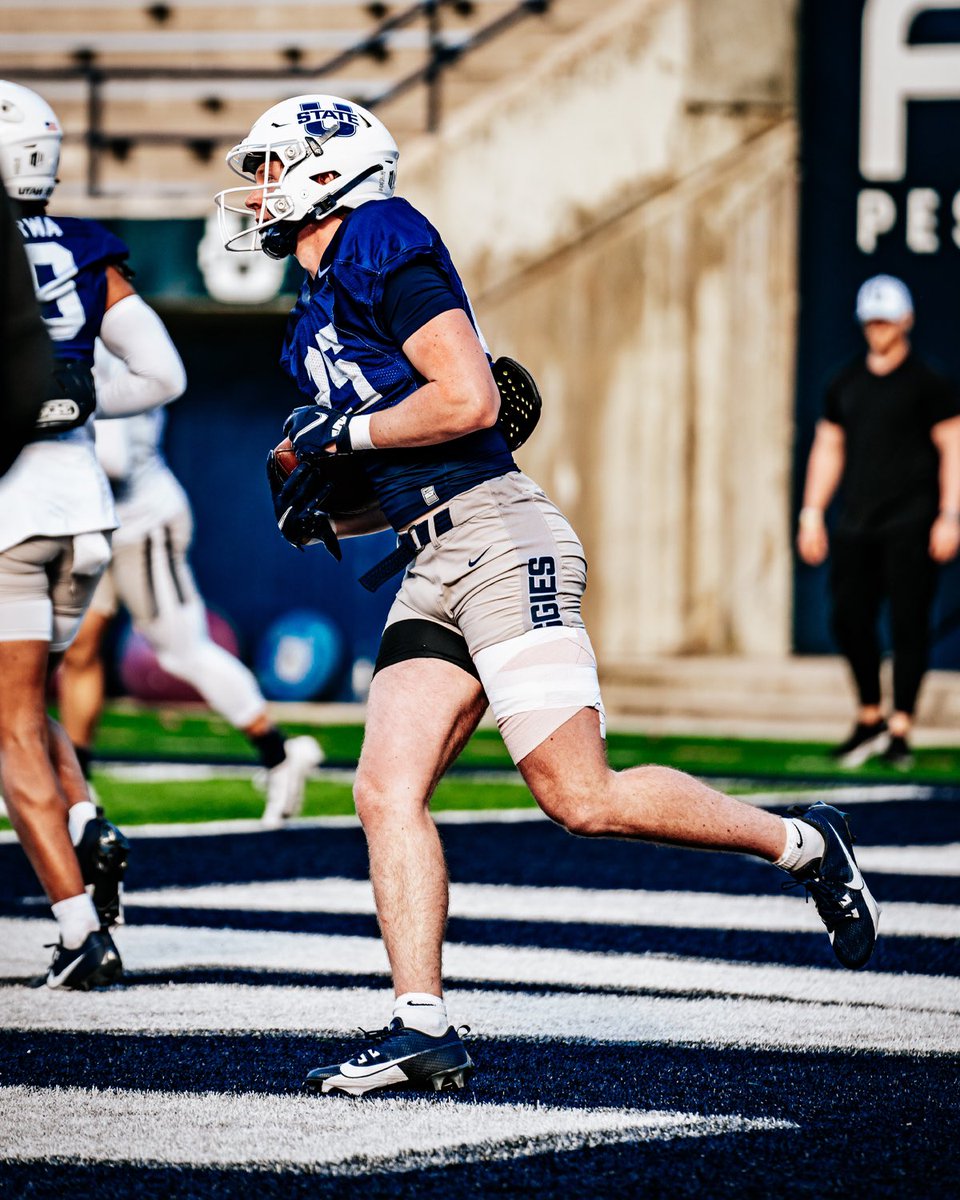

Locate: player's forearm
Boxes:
[933,418,960,517]
[801,433,845,514]
[331,506,391,538]
[96,295,187,417]
[359,306,499,449]
[366,376,499,449]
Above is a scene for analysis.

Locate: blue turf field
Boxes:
[1,787,958,1198]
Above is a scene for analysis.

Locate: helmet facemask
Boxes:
[214,96,399,259]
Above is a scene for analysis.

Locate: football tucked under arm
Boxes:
[268,437,380,518]
[267,437,387,555]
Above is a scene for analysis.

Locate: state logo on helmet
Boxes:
[214,95,399,259]
[0,80,62,203]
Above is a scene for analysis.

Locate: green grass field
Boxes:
[1,703,950,828]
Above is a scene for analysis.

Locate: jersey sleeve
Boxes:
[377,261,464,346]
[333,201,454,326]
[86,220,130,271]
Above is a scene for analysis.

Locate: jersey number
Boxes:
[305,323,382,410]
[24,241,86,342]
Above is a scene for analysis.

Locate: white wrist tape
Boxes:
[348,413,376,450]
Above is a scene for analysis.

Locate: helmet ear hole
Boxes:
[217,95,399,255]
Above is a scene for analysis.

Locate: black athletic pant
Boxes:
[830,525,939,715]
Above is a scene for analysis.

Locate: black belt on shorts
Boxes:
[358,507,454,593]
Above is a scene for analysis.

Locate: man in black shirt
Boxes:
[798,275,960,767]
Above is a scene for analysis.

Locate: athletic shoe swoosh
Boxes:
[468,548,490,568]
[829,829,865,890]
[341,1051,427,1079]
[47,954,86,989]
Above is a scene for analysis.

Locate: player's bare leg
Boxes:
[0,637,120,985]
[517,707,786,857]
[518,706,878,969]
[58,607,110,756]
[0,639,83,902]
[354,656,487,996]
[305,656,485,1095]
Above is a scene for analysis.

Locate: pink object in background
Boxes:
[118,610,239,703]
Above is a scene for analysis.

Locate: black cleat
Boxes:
[830,719,888,768]
[788,801,880,970]
[43,929,123,990]
[304,1019,474,1096]
[74,810,129,929]
[877,734,914,771]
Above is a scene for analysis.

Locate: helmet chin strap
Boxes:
[261,163,384,260]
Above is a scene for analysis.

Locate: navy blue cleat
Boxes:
[788,801,880,970]
[43,929,123,990]
[304,1019,474,1096]
[74,810,130,929]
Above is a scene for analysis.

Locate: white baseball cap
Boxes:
[855,275,913,323]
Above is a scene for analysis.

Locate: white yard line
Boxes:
[0,1086,796,1173]
[0,975,956,1054]
[2,918,958,1041]
[124,876,960,938]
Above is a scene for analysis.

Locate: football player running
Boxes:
[217,95,880,1096]
[0,81,184,988]
[57,370,323,827]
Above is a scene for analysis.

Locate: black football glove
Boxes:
[268,456,342,560]
[285,402,358,458]
[266,445,290,504]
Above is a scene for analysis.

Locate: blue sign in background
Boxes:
[795,0,960,667]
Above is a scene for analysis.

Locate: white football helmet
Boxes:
[215,95,399,258]
[0,80,62,203]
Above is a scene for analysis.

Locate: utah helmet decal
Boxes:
[296,101,360,140]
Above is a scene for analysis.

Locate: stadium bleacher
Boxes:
[0,0,599,211]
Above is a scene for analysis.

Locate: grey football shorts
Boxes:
[89,507,198,629]
[384,471,605,763]
[0,533,111,652]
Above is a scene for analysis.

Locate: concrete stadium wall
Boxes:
[401,0,798,661]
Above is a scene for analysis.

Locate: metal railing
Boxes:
[0,0,551,195]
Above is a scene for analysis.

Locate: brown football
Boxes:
[272,436,299,479]
[272,435,378,517]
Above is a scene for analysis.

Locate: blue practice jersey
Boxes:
[281,197,516,529]
[16,212,129,366]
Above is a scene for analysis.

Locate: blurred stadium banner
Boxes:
[795,0,960,668]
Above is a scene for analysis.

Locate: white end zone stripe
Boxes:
[0,976,956,1053]
[123,877,960,938]
[2,919,958,1037]
[12,918,959,1013]
[0,1086,797,1172]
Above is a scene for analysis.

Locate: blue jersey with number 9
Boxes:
[16,212,129,365]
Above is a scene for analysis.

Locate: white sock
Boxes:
[774,816,826,873]
[393,992,449,1036]
[68,799,98,846]
[51,893,100,949]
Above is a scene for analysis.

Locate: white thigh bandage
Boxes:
[473,627,606,763]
